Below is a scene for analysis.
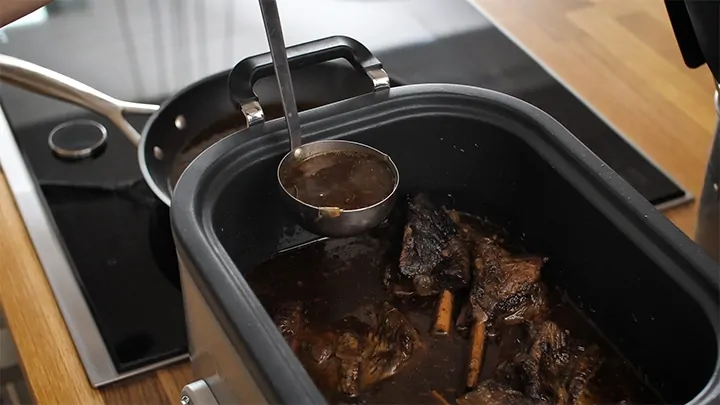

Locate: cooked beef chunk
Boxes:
[559,344,604,405]
[396,193,471,296]
[515,320,571,400]
[498,321,605,405]
[272,301,423,401]
[360,302,423,386]
[500,283,549,326]
[457,380,551,405]
[453,216,548,328]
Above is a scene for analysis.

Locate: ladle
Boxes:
[258,0,399,238]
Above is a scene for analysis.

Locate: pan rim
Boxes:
[137,69,234,207]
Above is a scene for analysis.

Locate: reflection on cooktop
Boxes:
[40,180,186,372]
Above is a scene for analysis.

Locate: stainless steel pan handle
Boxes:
[0,54,159,146]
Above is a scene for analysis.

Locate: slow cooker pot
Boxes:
[170,37,720,405]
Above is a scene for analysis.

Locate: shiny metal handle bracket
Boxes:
[0,54,159,146]
[228,35,390,129]
[180,380,219,405]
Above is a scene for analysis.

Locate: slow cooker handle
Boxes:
[228,35,390,127]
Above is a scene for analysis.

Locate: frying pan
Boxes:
[0,38,386,205]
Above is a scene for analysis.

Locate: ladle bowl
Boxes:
[277,139,399,237]
[257,0,398,237]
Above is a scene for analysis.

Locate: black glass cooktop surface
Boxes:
[4,109,187,372]
[41,180,186,372]
[0,0,686,379]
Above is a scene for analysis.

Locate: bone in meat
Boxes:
[432,289,454,335]
[466,321,487,389]
[451,213,549,394]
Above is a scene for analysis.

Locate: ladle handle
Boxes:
[228,36,389,125]
[258,0,302,151]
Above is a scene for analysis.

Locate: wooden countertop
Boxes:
[0,1,714,404]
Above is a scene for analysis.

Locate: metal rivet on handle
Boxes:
[153,146,164,160]
[180,395,191,405]
[175,115,186,130]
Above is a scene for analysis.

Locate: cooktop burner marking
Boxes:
[48,119,108,161]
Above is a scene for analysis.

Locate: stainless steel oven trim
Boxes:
[0,103,187,388]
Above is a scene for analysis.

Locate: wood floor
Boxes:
[472,0,717,238]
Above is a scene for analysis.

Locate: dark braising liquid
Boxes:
[244,213,663,405]
[281,150,395,209]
